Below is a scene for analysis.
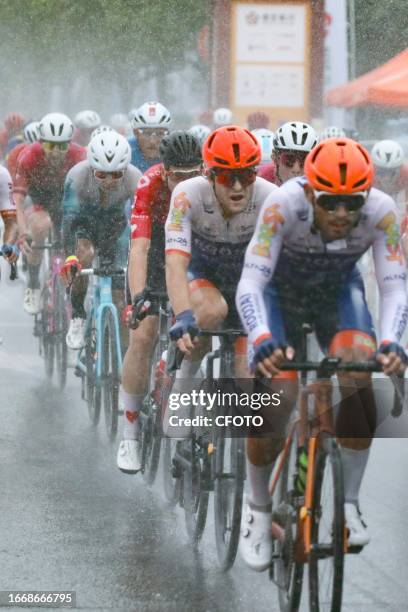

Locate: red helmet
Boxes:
[203,125,261,170]
[304,137,374,194]
[4,113,25,136]
[247,111,270,131]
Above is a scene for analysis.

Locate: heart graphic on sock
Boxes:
[125,410,138,423]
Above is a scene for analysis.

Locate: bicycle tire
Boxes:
[141,338,162,485]
[213,433,245,570]
[275,433,304,612]
[85,319,101,425]
[308,435,344,612]
[183,438,209,544]
[54,277,68,391]
[102,309,120,441]
[41,287,54,380]
[162,436,181,506]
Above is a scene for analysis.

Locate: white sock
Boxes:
[122,391,144,439]
[246,458,274,510]
[341,446,370,506]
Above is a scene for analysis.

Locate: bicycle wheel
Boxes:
[85,318,101,425]
[54,277,68,391]
[182,438,209,544]
[102,309,120,441]
[162,436,181,506]
[308,435,344,612]
[41,286,54,380]
[141,339,162,485]
[274,432,304,612]
[213,432,245,570]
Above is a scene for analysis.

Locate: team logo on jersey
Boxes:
[376,211,403,264]
[168,192,190,231]
[251,204,285,258]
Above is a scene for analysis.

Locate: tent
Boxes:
[326,48,408,108]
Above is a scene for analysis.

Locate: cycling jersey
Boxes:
[128,136,160,174]
[165,176,278,294]
[130,163,171,292]
[6,134,24,155]
[237,178,408,348]
[13,142,86,206]
[0,166,16,220]
[7,142,27,180]
[257,161,280,185]
[374,163,408,200]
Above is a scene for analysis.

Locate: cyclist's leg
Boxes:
[24,205,51,313]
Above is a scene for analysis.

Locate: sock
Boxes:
[122,391,144,439]
[28,263,41,289]
[246,457,274,510]
[176,357,202,379]
[341,446,370,506]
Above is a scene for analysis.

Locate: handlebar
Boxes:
[79,267,125,277]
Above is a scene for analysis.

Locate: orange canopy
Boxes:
[326,48,408,108]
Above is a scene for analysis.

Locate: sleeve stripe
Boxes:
[165,249,191,258]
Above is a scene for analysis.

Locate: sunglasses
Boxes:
[42,140,69,152]
[137,128,169,138]
[94,170,124,180]
[211,168,257,188]
[166,168,202,181]
[278,151,308,168]
[315,193,366,214]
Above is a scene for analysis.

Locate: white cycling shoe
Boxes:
[66,317,86,350]
[23,288,41,315]
[239,498,272,571]
[117,439,141,474]
[345,503,370,547]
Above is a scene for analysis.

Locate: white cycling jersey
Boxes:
[0,166,16,218]
[236,177,408,345]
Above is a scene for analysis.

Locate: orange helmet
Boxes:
[203,125,261,170]
[304,137,374,194]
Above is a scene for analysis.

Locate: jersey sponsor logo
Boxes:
[243,261,271,278]
[238,293,259,332]
[166,236,188,247]
[251,204,285,258]
[393,304,408,341]
[383,273,406,282]
[168,191,190,232]
[138,175,151,189]
[376,211,404,264]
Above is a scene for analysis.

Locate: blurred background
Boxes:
[0,0,407,139]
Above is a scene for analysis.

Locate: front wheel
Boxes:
[54,277,68,391]
[102,310,120,441]
[85,319,101,426]
[308,435,344,612]
[183,438,209,544]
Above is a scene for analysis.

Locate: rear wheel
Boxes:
[141,339,162,485]
[102,310,120,441]
[183,437,209,544]
[308,435,344,612]
[54,277,68,391]
[41,286,54,380]
[162,436,181,506]
[85,319,101,425]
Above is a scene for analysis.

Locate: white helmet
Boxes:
[252,128,274,163]
[273,121,317,152]
[23,121,40,143]
[110,113,131,134]
[38,113,74,142]
[74,110,101,130]
[319,126,346,141]
[213,107,233,127]
[188,124,211,146]
[371,139,404,169]
[87,131,131,172]
[130,101,172,129]
[91,125,115,140]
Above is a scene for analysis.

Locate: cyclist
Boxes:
[163,126,278,435]
[213,107,233,128]
[110,113,131,137]
[0,165,19,263]
[14,112,85,314]
[188,124,211,147]
[247,111,270,131]
[252,128,274,167]
[319,125,346,141]
[128,101,172,173]
[73,110,102,147]
[3,112,26,155]
[258,121,317,185]
[116,131,203,473]
[236,137,407,570]
[7,121,40,180]
[59,131,142,349]
[371,140,408,199]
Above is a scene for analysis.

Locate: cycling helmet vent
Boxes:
[213,156,229,166]
[232,143,240,162]
[247,153,259,165]
[353,177,368,188]
[316,175,333,188]
[339,163,347,185]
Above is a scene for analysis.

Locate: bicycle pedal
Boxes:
[171,461,182,479]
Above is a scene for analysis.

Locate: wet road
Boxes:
[0,280,408,611]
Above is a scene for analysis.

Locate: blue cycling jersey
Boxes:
[128,136,160,173]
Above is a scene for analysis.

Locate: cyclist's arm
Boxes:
[372,201,408,344]
[0,167,18,245]
[165,187,192,315]
[13,155,30,236]
[61,173,82,255]
[128,177,155,297]
[236,195,287,345]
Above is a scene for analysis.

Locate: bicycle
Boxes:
[0,246,18,281]
[267,326,404,612]
[74,255,124,441]
[167,329,246,571]
[31,234,69,390]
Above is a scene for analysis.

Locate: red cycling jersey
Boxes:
[257,161,280,185]
[13,141,86,205]
[130,163,170,240]
[7,142,27,180]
